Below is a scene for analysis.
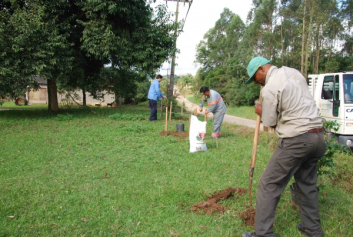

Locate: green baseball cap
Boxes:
[245,57,271,84]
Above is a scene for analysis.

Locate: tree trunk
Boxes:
[281,18,284,66]
[301,0,307,74]
[315,24,322,74]
[82,88,86,106]
[115,91,123,106]
[304,11,312,78]
[47,79,59,112]
[314,25,319,74]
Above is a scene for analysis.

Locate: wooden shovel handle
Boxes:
[248,87,263,206]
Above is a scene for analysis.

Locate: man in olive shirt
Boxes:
[242,57,327,237]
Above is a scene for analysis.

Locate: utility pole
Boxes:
[165,0,192,98]
[161,67,170,93]
[168,0,180,98]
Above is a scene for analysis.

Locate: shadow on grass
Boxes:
[0,101,191,123]
[0,103,151,119]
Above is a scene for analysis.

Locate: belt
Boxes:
[307,127,323,133]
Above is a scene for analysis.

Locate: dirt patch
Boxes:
[191,187,246,215]
[174,116,189,121]
[191,198,223,215]
[160,131,189,140]
[208,187,246,199]
[239,206,256,226]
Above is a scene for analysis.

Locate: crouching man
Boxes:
[199,86,227,138]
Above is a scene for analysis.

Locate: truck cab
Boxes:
[308,73,353,147]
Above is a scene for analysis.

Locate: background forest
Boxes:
[192,0,353,106]
[1,0,353,109]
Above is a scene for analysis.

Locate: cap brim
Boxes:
[245,76,254,84]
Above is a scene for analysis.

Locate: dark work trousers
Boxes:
[149,99,158,121]
[255,132,327,237]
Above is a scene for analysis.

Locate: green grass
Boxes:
[0,101,48,109]
[0,102,352,236]
[226,107,257,120]
[186,95,257,120]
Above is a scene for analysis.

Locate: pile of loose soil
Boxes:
[160,131,189,140]
[239,206,256,227]
[191,187,246,215]
[174,116,189,121]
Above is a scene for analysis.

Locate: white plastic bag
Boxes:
[189,115,207,153]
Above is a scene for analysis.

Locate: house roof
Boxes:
[33,76,47,84]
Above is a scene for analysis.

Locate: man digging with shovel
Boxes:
[242,57,327,237]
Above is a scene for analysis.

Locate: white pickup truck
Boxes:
[308,73,353,147]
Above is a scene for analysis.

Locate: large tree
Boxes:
[194,8,260,106]
[0,0,176,112]
[195,8,245,71]
[79,1,176,103]
[194,1,352,106]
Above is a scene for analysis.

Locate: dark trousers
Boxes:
[212,112,225,137]
[255,132,327,237]
[149,99,158,121]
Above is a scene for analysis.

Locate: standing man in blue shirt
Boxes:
[148,74,166,121]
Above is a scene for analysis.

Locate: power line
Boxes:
[165,0,193,30]
[164,0,193,97]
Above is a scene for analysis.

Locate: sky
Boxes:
[152,0,253,76]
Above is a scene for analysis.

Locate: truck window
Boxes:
[321,76,334,100]
[333,75,340,117]
[343,74,353,104]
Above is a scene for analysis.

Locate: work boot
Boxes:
[242,233,258,237]
[297,224,323,237]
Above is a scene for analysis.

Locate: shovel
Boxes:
[248,89,262,206]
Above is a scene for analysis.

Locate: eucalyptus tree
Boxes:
[340,0,353,58]
[308,0,342,74]
[244,0,279,59]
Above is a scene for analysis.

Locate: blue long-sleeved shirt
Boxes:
[148,79,164,101]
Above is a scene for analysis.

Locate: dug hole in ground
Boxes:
[160,114,256,226]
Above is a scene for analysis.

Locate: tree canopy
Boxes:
[0,0,176,111]
[194,0,353,106]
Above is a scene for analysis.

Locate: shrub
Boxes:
[318,120,352,176]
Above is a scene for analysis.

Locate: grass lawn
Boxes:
[0,102,352,236]
[186,95,257,120]
[1,101,48,109]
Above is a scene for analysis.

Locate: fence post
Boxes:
[165,107,168,131]
[189,114,191,133]
[160,101,163,119]
[169,101,172,121]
